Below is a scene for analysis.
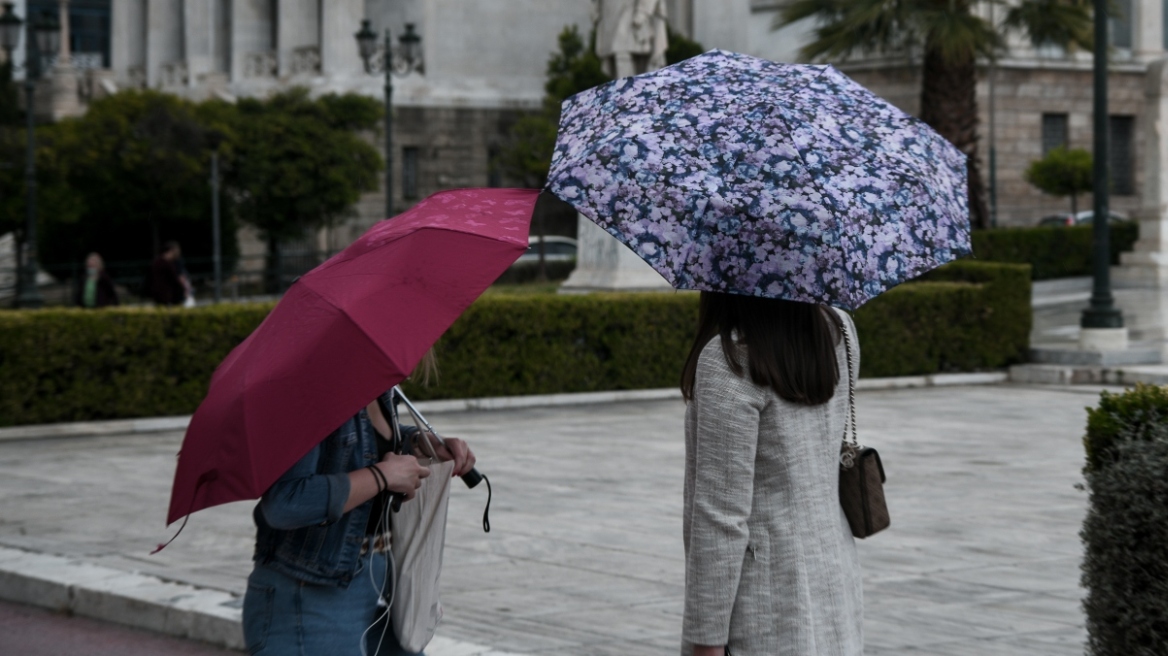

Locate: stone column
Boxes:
[146,0,184,88]
[111,0,147,88]
[183,0,212,87]
[319,0,361,79]
[232,0,276,85]
[48,0,82,119]
[277,0,320,78]
[1136,0,1165,61]
[1118,57,1168,288]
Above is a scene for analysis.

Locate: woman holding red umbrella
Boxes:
[241,360,477,656]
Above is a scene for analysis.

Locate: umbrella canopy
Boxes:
[546,50,971,309]
[167,188,538,525]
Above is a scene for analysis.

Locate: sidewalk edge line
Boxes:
[0,372,1011,442]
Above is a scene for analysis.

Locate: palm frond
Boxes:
[775,0,927,63]
[917,4,1001,62]
[1004,0,1093,51]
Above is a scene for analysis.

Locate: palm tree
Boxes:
[776,0,1093,230]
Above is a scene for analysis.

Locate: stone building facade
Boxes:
[26,0,1168,235]
[843,61,1150,226]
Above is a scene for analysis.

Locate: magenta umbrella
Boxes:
[166,188,538,526]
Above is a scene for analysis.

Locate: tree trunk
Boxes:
[1070,193,1078,216]
[919,42,989,230]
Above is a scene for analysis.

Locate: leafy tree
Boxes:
[0,124,84,268]
[33,90,234,281]
[666,25,706,64]
[776,0,1094,230]
[0,61,21,127]
[1025,146,1092,214]
[499,24,704,188]
[499,26,611,188]
[227,88,382,290]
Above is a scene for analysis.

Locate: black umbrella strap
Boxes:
[481,474,492,533]
[152,469,218,554]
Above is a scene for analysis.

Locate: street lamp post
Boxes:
[1081,0,1124,333]
[207,131,225,303]
[355,20,423,219]
[0,3,59,309]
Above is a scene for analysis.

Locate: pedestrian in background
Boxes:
[679,293,864,656]
[149,241,187,306]
[74,252,119,308]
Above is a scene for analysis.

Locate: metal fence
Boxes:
[0,250,341,308]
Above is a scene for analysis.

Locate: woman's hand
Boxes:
[692,646,725,656]
[376,453,431,498]
[426,435,476,477]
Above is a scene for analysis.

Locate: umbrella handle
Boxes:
[461,468,483,488]
[393,386,485,490]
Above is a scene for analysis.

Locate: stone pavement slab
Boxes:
[0,383,1109,654]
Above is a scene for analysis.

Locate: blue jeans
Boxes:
[243,552,422,656]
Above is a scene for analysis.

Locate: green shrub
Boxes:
[401,292,696,401]
[1080,390,1168,654]
[0,305,271,426]
[1084,383,1168,473]
[972,222,1138,280]
[0,261,1030,425]
[855,260,1031,377]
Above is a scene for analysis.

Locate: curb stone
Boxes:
[0,374,1011,443]
[0,545,530,655]
[1009,363,1168,386]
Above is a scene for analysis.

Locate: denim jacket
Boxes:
[252,391,414,587]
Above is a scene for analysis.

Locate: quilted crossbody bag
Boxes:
[838,322,890,538]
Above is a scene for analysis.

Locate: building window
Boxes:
[487,146,502,188]
[402,147,419,200]
[1041,113,1069,155]
[29,0,111,68]
[1112,0,1133,49]
[1110,115,1135,196]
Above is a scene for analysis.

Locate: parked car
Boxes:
[515,236,577,263]
[1037,210,1129,227]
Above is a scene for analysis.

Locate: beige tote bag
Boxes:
[390,433,454,653]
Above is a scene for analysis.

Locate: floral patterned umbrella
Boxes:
[545,50,971,310]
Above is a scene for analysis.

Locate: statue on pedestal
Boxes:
[592,0,668,79]
[560,0,673,293]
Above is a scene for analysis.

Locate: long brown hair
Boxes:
[680,292,843,405]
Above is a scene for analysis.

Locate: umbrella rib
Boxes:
[767,66,856,305]
[295,281,416,376]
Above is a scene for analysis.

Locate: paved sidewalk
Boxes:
[0,383,1107,654]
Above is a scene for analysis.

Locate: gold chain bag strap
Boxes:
[838,321,890,539]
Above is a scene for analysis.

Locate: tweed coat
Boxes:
[681,309,863,655]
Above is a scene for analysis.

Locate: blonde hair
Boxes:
[410,348,439,387]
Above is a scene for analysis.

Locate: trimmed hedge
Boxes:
[0,305,271,426]
[1081,385,1168,654]
[856,260,1031,377]
[0,260,1030,426]
[972,221,1138,280]
[1084,383,1168,473]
